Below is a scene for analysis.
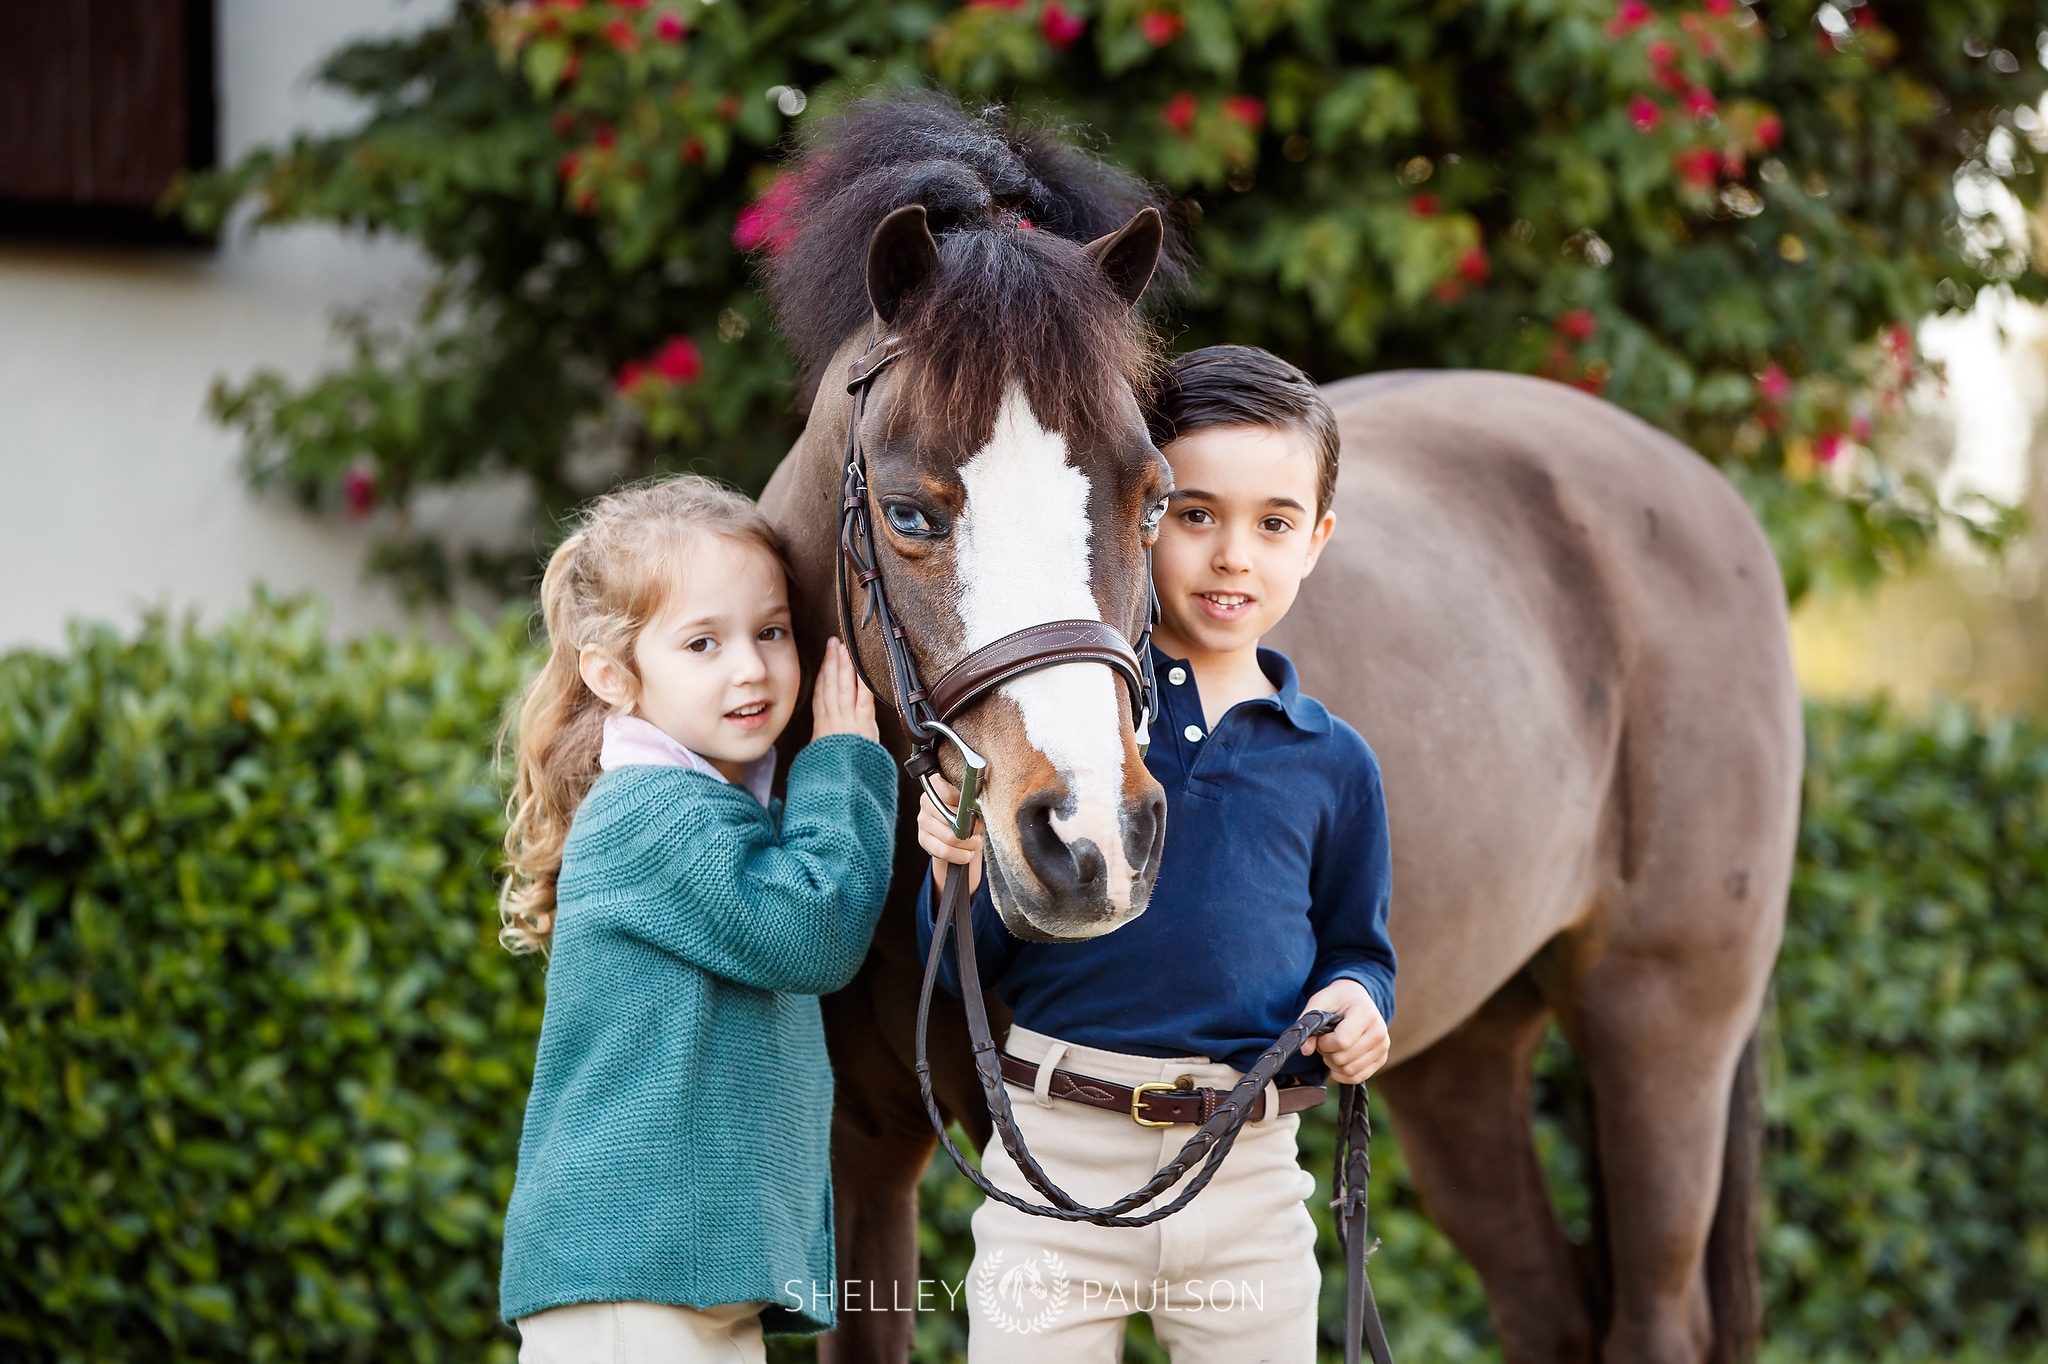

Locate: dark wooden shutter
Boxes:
[0,0,216,241]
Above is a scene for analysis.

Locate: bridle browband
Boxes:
[833,331,1393,1364]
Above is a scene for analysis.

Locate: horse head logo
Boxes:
[974,1248,1072,1334]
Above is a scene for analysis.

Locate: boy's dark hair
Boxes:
[1145,345,1340,517]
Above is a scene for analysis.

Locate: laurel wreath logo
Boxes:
[974,1248,1072,1334]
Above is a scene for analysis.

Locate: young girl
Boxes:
[496,475,897,1362]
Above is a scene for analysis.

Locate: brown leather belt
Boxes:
[998,1053,1327,1127]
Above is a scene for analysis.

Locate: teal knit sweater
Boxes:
[499,734,898,1334]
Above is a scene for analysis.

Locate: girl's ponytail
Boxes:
[497,476,785,954]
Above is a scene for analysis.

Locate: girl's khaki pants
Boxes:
[965,1024,1321,1363]
[516,1300,766,1364]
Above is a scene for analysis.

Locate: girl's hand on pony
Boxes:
[1299,977,1391,1084]
[917,775,984,896]
[811,637,880,744]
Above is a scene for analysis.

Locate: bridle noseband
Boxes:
[836,333,1159,837]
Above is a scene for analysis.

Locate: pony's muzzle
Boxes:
[1012,780,1165,931]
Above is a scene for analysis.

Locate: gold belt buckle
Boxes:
[1130,1080,1176,1127]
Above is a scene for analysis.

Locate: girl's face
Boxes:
[582,534,801,781]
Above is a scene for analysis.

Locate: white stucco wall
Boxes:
[0,0,485,652]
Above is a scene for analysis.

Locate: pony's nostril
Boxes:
[1124,789,1167,883]
[1016,789,1107,900]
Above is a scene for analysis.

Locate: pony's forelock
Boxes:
[759,92,1184,430]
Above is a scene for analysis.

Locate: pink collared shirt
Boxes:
[599,714,776,806]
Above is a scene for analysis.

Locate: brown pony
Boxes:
[757,97,1801,1364]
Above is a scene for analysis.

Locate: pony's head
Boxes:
[765,96,1177,941]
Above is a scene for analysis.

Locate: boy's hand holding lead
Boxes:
[811,637,879,743]
[1300,977,1391,1084]
[917,775,985,896]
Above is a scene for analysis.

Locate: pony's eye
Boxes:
[883,500,938,537]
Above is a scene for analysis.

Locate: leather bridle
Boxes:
[836,332,1157,825]
[835,333,1394,1364]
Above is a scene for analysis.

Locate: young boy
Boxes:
[916,345,1395,1363]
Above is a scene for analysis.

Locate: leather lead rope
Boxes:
[839,334,1391,1357]
[1336,1082,1395,1364]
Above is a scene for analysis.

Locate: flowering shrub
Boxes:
[176,0,2048,600]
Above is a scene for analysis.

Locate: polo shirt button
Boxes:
[1167,667,1187,685]
[1183,724,1204,743]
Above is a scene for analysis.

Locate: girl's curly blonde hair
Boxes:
[499,474,786,954]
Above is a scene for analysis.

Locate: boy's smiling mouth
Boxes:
[725,700,773,729]
[1195,590,1255,620]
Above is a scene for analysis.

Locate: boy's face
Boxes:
[1151,423,1335,662]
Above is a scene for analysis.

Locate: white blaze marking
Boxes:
[953,385,1138,912]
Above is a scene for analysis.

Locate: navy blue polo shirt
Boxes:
[916,645,1395,1077]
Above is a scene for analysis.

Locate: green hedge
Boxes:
[2,599,2043,1361]
[0,601,539,1361]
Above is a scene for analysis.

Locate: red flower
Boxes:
[970,0,1028,8]
[593,125,617,150]
[342,463,376,518]
[1221,95,1266,128]
[1883,323,1912,356]
[615,359,648,393]
[1556,309,1598,343]
[733,177,797,253]
[1606,0,1653,37]
[1756,364,1790,404]
[1655,65,1690,93]
[1814,432,1842,464]
[1139,11,1184,45]
[717,94,742,120]
[1040,1,1086,48]
[1409,192,1440,217]
[1648,38,1677,66]
[1629,96,1662,132]
[1681,86,1718,119]
[1161,91,1198,134]
[557,151,582,181]
[1457,246,1490,285]
[680,136,704,166]
[1755,112,1783,149]
[652,336,703,383]
[1703,0,1732,13]
[1675,146,1721,188]
[654,9,687,41]
[602,17,639,50]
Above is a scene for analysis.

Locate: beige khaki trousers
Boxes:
[516,1300,766,1364]
[966,1025,1320,1364]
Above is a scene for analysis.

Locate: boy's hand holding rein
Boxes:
[917,775,984,896]
[811,637,880,743]
[1300,977,1391,1083]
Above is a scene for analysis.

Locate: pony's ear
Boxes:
[867,204,941,325]
[1084,206,1164,307]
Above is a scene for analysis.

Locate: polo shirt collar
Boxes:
[1149,643,1330,734]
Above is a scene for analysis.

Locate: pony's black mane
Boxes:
[761,93,1183,438]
